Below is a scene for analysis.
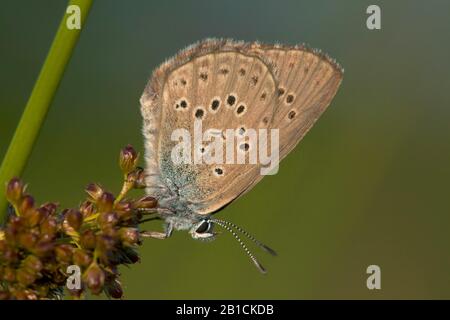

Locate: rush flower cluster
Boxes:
[0,145,157,299]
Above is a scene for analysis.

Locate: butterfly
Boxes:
[139,39,343,273]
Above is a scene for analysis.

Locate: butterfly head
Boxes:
[189,217,216,241]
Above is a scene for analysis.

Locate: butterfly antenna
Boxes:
[211,218,277,256]
[212,219,267,274]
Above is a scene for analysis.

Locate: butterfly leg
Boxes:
[141,222,173,240]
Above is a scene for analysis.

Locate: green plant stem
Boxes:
[0,0,94,221]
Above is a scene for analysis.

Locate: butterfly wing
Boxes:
[141,39,278,214]
[140,39,343,215]
[249,44,343,160]
[230,45,344,198]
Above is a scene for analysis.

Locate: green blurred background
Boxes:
[1,0,450,299]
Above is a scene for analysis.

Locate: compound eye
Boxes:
[196,220,210,233]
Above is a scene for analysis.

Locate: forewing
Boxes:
[140,39,278,214]
[249,45,343,160]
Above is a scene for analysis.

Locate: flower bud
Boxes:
[40,216,58,237]
[55,244,74,263]
[83,263,105,295]
[96,235,116,252]
[16,268,36,286]
[65,209,83,231]
[18,195,34,216]
[73,249,92,268]
[119,145,139,174]
[115,200,132,212]
[5,178,25,205]
[22,208,42,228]
[80,229,96,249]
[119,227,139,245]
[115,201,133,221]
[133,167,147,189]
[85,183,104,201]
[96,235,117,265]
[126,167,146,189]
[97,211,119,229]
[23,255,43,273]
[79,200,96,217]
[7,215,22,229]
[97,192,115,212]
[105,279,123,299]
[123,247,140,263]
[133,195,157,209]
[18,233,38,251]
[105,229,120,242]
[33,241,54,257]
[38,202,58,217]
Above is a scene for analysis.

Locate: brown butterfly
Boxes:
[139,39,343,273]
